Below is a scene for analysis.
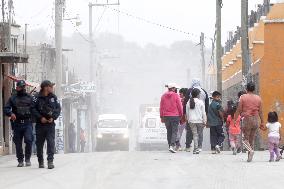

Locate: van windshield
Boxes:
[98,119,127,128]
[146,118,156,128]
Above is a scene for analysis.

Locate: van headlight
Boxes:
[97,133,103,138]
[123,133,129,138]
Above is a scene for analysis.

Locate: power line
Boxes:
[26,14,53,29]
[104,5,211,41]
[64,8,108,44]
[65,6,213,45]
[23,2,51,21]
[208,28,216,68]
[64,10,91,43]
[94,6,107,32]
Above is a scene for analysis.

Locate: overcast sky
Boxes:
[14,0,275,47]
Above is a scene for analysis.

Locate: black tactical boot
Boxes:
[39,162,45,168]
[48,161,54,169]
[17,162,24,167]
[25,160,31,167]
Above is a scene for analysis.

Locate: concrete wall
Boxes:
[17,44,56,84]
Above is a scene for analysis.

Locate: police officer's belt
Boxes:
[14,119,32,124]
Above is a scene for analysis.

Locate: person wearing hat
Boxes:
[4,80,33,167]
[160,83,183,153]
[31,80,61,169]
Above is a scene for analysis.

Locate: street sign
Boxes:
[65,82,96,94]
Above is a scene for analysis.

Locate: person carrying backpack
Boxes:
[184,78,209,151]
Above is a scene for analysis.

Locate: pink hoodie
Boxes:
[160,91,183,117]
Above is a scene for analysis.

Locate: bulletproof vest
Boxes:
[38,97,55,119]
[15,95,32,119]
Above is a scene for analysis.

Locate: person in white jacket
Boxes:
[186,88,207,154]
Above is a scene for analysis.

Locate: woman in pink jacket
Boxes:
[160,83,183,153]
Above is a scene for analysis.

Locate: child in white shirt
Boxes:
[186,88,207,154]
[265,112,282,162]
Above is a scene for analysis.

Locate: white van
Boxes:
[96,114,129,151]
[137,112,167,150]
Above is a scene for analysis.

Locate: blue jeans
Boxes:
[13,122,33,162]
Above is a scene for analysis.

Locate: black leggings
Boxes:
[164,116,180,147]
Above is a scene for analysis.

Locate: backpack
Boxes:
[184,87,209,115]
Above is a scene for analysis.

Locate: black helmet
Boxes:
[40,80,55,88]
[16,80,26,88]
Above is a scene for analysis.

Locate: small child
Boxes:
[226,105,241,155]
[186,88,207,154]
[265,112,282,162]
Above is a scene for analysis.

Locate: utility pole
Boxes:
[24,23,27,80]
[89,4,94,82]
[0,60,2,154]
[0,0,4,154]
[216,0,222,93]
[8,0,11,51]
[55,0,64,154]
[89,1,120,81]
[88,1,120,152]
[241,0,251,85]
[200,32,205,87]
[7,0,13,154]
[55,0,63,98]
[88,3,94,152]
[0,54,1,154]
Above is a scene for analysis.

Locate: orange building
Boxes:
[222,3,284,147]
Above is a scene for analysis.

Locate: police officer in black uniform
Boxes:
[31,80,61,169]
[4,80,33,167]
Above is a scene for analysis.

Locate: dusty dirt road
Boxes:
[0,151,283,189]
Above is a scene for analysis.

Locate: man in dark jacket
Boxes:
[31,80,61,169]
[4,80,33,167]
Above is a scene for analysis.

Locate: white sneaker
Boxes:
[215,145,221,153]
[193,149,199,154]
[198,148,202,153]
[175,146,182,151]
[185,147,191,152]
[169,146,177,153]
